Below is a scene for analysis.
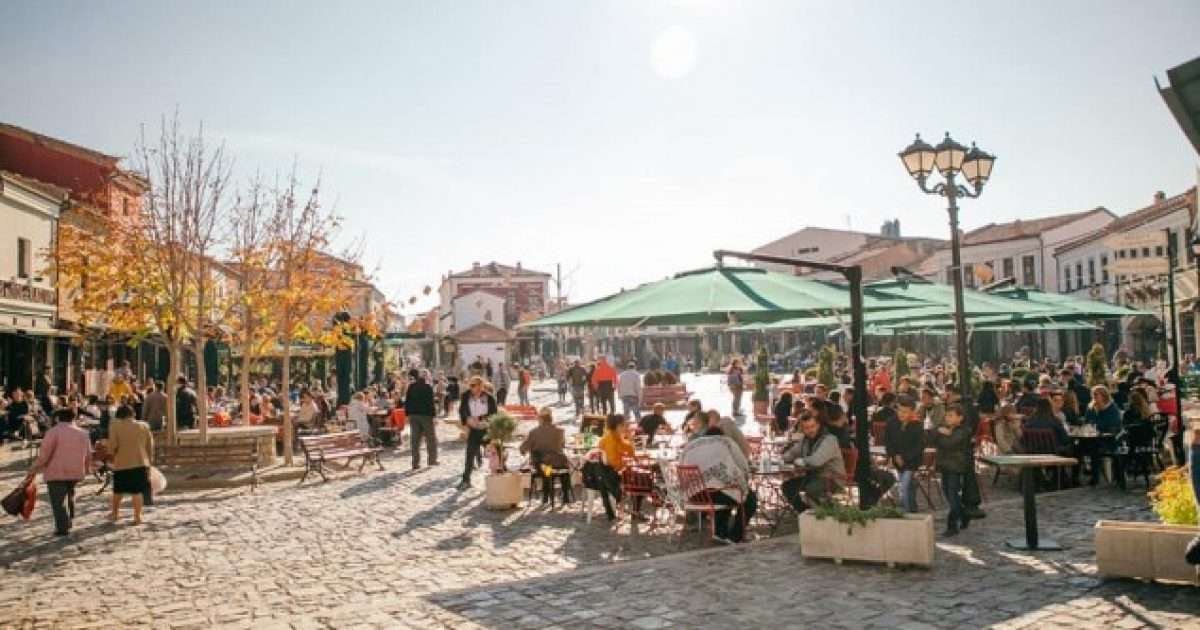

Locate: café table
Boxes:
[750,459,795,534]
[980,454,1077,551]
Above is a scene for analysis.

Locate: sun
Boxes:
[651,26,698,80]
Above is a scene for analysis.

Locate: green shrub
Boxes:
[817,345,836,390]
[753,346,771,402]
[1086,342,1108,387]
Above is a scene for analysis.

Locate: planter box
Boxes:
[799,512,935,568]
[485,472,523,510]
[1095,520,1200,585]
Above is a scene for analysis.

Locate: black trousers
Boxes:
[782,474,828,512]
[597,382,615,415]
[711,490,757,542]
[462,428,487,483]
[47,480,79,534]
[497,387,508,405]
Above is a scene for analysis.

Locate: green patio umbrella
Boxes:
[989,287,1147,319]
[522,265,929,328]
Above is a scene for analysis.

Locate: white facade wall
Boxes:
[452,291,506,332]
[0,177,59,331]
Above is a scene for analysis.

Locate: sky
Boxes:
[2,0,1199,318]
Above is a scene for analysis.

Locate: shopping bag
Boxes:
[19,482,36,520]
[149,467,168,494]
[2,479,29,517]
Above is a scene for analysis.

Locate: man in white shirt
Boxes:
[617,362,643,421]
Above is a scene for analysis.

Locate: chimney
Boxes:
[516,261,522,270]
[1153,191,1166,203]
[472,261,480,269]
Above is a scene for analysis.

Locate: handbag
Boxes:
[149,466,168,494]
[3,474,34,518]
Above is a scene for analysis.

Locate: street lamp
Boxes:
[899,131,995,510]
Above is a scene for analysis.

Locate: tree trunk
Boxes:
[240,339,253,427]
[281,342,294,465]
[195,336,209,445]
[166,340,182,446]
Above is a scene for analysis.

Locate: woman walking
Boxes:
[727,359,745,417]
[107,405,153,525]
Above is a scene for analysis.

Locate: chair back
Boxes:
[1123,421,1156,450]
[620,464,655,497]
[840,447,858,486]
[1020,427,1057,455]
[869,421,887,446]
[675,464,711,504]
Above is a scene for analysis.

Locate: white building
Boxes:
[0,171,66,389]
[918,207,1115,292]
[452,290,506,334]
[1054,188,1198,358]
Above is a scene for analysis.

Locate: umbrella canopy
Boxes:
[988,287,1147,319]
[871,317,1103,335]
[522,266,928,328]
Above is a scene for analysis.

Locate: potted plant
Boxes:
[1095,466,1199,585]
[817,345,836,390]
[752,346,771,415]
[483,411,522,510]
[892,348,910,388]
[799,503,935,568]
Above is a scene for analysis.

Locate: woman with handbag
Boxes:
[107,405,154,525]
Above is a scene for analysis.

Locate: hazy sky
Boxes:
[3,1,1198,317]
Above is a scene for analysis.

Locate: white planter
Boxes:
[485,472,523,510]
[799,512,935,568]
[1094,520,1200,585]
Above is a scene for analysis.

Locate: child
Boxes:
[886,396,925,513]
[933,403,971,536]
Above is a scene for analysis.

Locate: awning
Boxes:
[1158,55,1200,156]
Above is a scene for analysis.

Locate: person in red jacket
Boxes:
[591,357,617,415]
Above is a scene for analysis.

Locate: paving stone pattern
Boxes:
[0,377,1196,629]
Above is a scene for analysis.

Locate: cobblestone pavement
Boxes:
[0,376,1196,629]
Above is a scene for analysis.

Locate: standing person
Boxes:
[617,361,643,421]
[591,357,617,415]
[726,359,745,417]
[30,408,92,536]
[1186,425,1200,565]
[554,358,568,405]
[404,369,437,469]
[107,405,153,525]
[458,376,497,490]
[517,365,532,406]
[175,377,198,431]
[887,396,925,514]
[141,381,167,432]
[933,404,971,537]
[566,360,589,418]
[348,392,370,437]
[34,366,53,416]
[495,362,511,405]
[586,362,598,414]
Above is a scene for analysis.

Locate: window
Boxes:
[1003,257,1014,279]
[964,263,976,288]
[1155,245,1164,257]
[17,238,30,279]
[1142,247,1151,258]
[1116,250,1126,259]
[1129,248,1137,259]
[1064,268,1071,292]
[1075,262,1083,287]
[1022,255,1036,286]
[1088,258,1096,285]
[1101,254,1109,283]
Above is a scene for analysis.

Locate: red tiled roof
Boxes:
[962,208,1109,246]
[1055,189,1197,255]
[452,322,510,343]
[0,122,121,165]
[449,262,551,279]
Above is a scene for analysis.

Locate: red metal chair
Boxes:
[869,421,888,447]
[618,460,658,528]
[674,464,733,543]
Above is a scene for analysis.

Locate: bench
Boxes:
[298,431,384,484]
[641,384,690,410]
[502,405,538,422]
[156,441,260,491]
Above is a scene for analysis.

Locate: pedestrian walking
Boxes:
[617,361,642,420]
[517,365,532,406]
[727,359,745,417]
[566,360,588,417]
[404,369,438,470]
[458,376,497,490]
[496,362,511,405]
[107,405,153,525]
[29,408,91,536]
[591,356,617,415]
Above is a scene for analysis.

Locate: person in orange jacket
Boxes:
[591,356,618,415]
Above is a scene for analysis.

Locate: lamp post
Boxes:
[899,132,995,514]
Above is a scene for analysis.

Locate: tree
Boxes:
[1086,342,1109,387]
[55,114,232,445]
[893,348,910,388]
[266,173,354,465]
[752,345,770,403]
[226,177,279,427]
[817,345,836,390]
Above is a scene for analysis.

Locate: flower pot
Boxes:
[799,512,935,568]
[485,472,523,510]
[1094,520,1200,585]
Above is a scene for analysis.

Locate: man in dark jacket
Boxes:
[175,377,198,430]
[934,405,972,536]
[404,369,437,470]
[458,376,497,490]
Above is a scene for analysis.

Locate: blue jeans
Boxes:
[940,470,964,529]
[897,470,918,513]
[621,396,641,420]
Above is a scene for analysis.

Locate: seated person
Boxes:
[992,404,1023,455]
[1020,398,1069,453]
[680,422,757,544]
[682,399,705,441]
[705,409,750,458]
[780,413,845,512]
[595,414,636,520]
[638,403,673,444]
[772,391,793,435]
[520,407,572,504]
